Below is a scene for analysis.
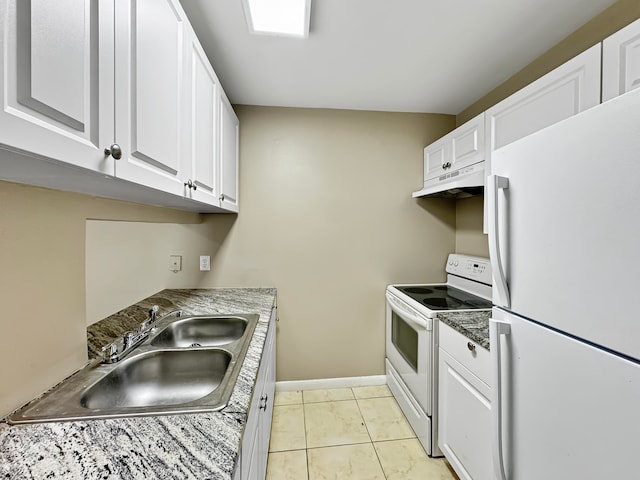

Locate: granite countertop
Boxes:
[0,288,277,480]
[437,310,491,350]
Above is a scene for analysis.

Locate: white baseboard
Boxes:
[275,375,386,392]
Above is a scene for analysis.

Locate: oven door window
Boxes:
[392,311,418,371]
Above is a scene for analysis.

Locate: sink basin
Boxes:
[81,349,231,409]
[150,315,248,348]
[7,312,260,424]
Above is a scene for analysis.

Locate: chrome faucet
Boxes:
[101,306,183,364]
[140,305,160,331]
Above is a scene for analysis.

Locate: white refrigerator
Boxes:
[488,88,640,479]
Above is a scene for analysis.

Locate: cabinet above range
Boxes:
[413,16,640,204]
[0,0,238,213]
[412,112,485,199]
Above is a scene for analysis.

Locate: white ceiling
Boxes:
[179,0,617,114]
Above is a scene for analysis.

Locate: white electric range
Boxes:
[385,254,492,457]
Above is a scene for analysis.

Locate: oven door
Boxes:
[385,290,432,415]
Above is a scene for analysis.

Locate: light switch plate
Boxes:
[199,255,211,271]
[170,255,182,272]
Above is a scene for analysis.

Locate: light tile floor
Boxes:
[266,385,459,480]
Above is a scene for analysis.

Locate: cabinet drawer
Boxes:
[439,322,490,386]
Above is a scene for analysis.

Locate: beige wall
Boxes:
[455,197,488,258]
[198,106,457,381]
[0,180,202,418]
[0,107,456,415]
[86,220,220,325]
[457,0,640,125]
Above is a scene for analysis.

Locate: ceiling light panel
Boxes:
[243,0,311,38]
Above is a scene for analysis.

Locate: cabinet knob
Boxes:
[259,394,269,410]
[219,193,225,202]
[184,179,197,190]
[467,342,476,352]
[104,144,122,160]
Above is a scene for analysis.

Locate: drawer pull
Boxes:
[467,342,476,352]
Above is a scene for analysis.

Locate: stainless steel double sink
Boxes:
[8,313,259,424]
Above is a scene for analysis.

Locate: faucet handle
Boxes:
[141,305,161,331]
[101,341,121,363]
[124,330,138,348]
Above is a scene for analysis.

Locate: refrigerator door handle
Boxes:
[488,175,510,307]
[490,318,512,480]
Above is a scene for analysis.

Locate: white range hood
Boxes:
[412,161,484,199]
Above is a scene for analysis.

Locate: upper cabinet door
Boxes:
[602,18,640,102]
[450,112,484,171]
[423,137,449,182]
[218,93,239,212]
[113,0,187,196]
[0,0,114,174]
[485,44,602,163]
[483,44,601,233]
[185,28,221,206]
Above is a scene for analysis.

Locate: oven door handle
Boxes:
[386,291,432,330]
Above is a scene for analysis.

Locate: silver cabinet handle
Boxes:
[184,179,197,191]
[219,193,225,202]
[467,342,476,352]
[104,144,122,160]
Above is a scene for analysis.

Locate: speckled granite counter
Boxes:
[437,310,491,350]
[0,288,276,480]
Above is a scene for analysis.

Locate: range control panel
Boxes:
[445,254,492,285]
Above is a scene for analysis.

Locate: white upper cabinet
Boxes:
[113,0,188,197]
[423,137,449,182]
[0,0,114,174]
[423,113,484,183]
[184,24,221,206]
[602,18,640,102]
[0,0,239,212]
[483,44,601,232]
[449,113,484,172]
[218,93,240,212]
[485,44,601,162]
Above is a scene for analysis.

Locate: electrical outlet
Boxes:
[200,255,211,271]
[170,255,182,272]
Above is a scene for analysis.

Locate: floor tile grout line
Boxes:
[306,440,376,451]
[269,388,456,480]
[302,401,310,480]
[353,391,389,479]
[269,388,398,479]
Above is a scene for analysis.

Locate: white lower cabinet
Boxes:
[438,322,493,480]
[238,307,276,480]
